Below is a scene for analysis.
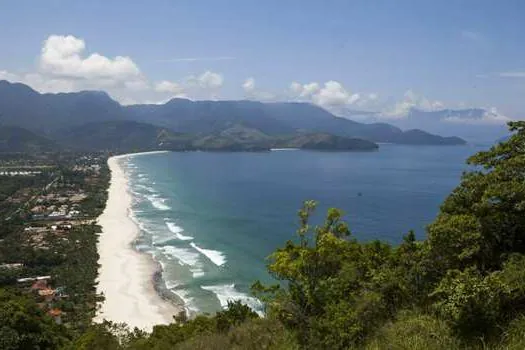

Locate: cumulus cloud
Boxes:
[290,80,359,106]
[443,107,512,125]
[40,35,141,80]
[0,34,235,103]
[288,80,383,116]
[242,77,256,93]
[290,81,320,99]
[241,77,276,101]
[189,70,223,89]
[155,80,184,95]
[0,70,20,82]
[381,90,444,118]
[312,81,360,107]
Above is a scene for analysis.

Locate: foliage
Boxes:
[0,289,69,349]
[1,121,525,349]
[365,311,461,350]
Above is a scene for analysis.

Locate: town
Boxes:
[0,152,110,334]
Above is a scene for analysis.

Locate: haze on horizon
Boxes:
[0,0,523,141]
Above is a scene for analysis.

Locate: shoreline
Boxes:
[94,151,181,331]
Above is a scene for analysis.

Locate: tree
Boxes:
[0,288,69,349]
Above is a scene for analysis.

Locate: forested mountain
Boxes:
[2,122,524,349]
[56,121,379,152]
[0,81,125,134]
[0,126,58,152]
[0,80,465,146]
[126,99,465,145]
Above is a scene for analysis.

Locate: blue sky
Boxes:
[0,0,524,121]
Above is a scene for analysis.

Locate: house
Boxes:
[0,263,23,270]
[48,308,63,324]
[31,205,46,214]
[38,288,56,302]
[17,275,51,284]
[31,279,48,291]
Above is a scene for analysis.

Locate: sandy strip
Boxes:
[94,152,181,331]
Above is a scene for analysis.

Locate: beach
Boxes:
[94,152,181,331]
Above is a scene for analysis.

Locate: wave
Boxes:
[190,243,226,267]
[146,195,170,211]
[165,221,194,241]
[201,284,263,315]
[270,148,300,151]
[171,288,200,314]
[160,246,204,278]
[135,184,156,193]
[165,280,180,289]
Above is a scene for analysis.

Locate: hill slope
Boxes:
[57,121,379,152]
[0,126,58,152]
[0,80,465,145]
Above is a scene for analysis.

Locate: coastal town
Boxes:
[0,152,110,333]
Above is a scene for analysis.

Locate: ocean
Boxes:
[120,143,486,315]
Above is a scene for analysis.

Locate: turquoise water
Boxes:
[120,144,486,315]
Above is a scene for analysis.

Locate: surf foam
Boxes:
[165,221,194,241]
[171,288,200,314]
[160,246,204,278]
[147,195,170,211]
[201,284,263,315]
[190,243,226,267]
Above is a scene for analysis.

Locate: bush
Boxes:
[365,311,461,350]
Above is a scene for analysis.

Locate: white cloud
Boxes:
[0,70,20,82]
[0,35,239,103]
[155,80,184,95]
[289,81,320,99]
[289,80,383,115]
[191,70,223,89]
[40,35,141,80]
[242,77,256,93]
[443,107,512,125]
[241,77,276,101]
[381,89,444,118]
[312,81,359,107]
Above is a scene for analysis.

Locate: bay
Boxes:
[121,144,486,315]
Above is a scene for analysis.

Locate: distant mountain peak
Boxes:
[0,81,465,146]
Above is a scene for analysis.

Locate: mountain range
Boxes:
[338,107,511,142]
[0,80,466,153]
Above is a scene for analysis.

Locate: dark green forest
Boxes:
[1,121,524,349]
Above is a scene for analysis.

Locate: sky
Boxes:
[0,0,524,124]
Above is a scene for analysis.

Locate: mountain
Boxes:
[126,99,465,145]
[277,133,378,150]
[367,108,510,143]
[0,80,465,146]
[57,121,198,153]
[55,121,378,152]
[389,129,465,145]
[0,126,58,152]
[0,80,125,134]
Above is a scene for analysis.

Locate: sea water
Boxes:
[120,144,486,315]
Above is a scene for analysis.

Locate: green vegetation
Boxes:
[0,152,110,344]
[56,120,379,152]
[0,79,466,146]
[0,126,58,153]
[0,121,523,349]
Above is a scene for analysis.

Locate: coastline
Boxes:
[94,151,181,331]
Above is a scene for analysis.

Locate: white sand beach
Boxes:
[94,153,181,331]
